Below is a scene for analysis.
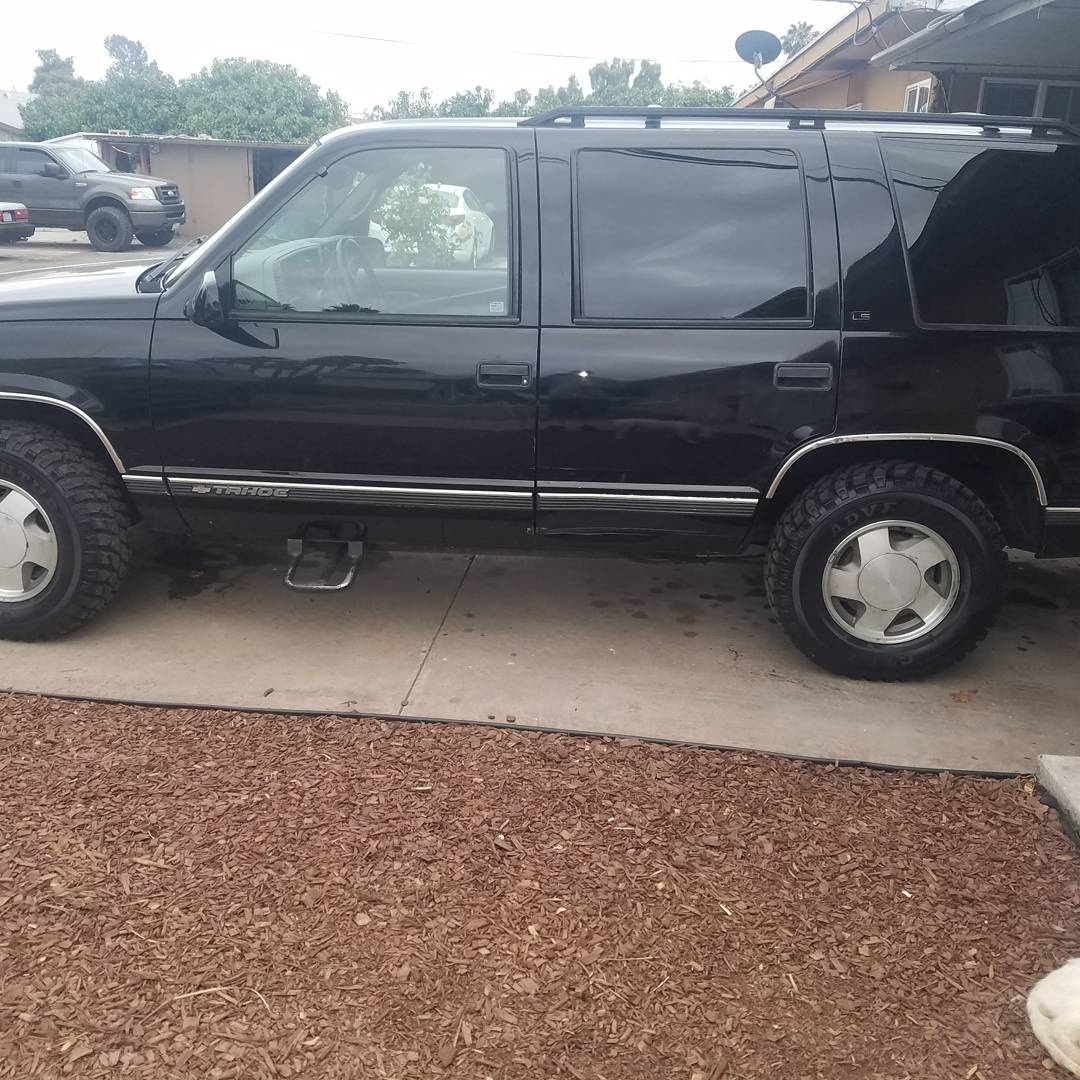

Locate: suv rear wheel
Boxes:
[86,205,133,252]
[0,422,132,640]
[765,460,1007,681]
[135,228,174,248]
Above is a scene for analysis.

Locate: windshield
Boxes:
[55,148,110,174]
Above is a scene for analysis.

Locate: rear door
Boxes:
[534,122,841,551]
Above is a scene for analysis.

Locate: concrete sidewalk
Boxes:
[1,540,1076,773]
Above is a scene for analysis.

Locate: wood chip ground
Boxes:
[1,692,1077,1079]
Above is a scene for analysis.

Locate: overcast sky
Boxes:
[2,0,835,113]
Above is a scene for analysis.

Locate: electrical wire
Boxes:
[315,28,751,65]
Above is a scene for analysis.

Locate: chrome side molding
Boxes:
[0,391,126,473]
[765,433,1048,506]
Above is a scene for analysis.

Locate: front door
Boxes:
[150,135,539,547]
[7,146,77,225]
[534,124,841,552]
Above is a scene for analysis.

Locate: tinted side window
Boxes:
[884,140,1080,328]
[15,149,54,176]
[575,148,808,321]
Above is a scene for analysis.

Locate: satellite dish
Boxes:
[735,30,782,67]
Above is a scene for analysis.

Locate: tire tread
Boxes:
[764,459,1007,681]
[0,421,131,640]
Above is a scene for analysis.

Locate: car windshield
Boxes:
[55,148,110,174]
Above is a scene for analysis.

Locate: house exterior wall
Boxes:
[151,144,253,238]
[756,67,931,111]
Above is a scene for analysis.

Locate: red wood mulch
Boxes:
[1,692,1077,1079]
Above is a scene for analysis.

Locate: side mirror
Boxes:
[184,271,227,331]
[43,161,67,179]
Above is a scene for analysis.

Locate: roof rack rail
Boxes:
[518,106,1080,139]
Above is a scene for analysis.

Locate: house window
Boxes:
[903,79,932,113]
[980,79,1080,124]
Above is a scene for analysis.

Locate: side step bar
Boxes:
[284,523,365,592]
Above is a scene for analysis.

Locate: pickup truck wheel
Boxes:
[135,228,174,248]
[764,460,1007,681]
[0,422,132,640]
[86,205,133,252]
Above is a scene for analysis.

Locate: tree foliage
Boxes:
[781,22,819,58]
[20,39,348,143]
[179,59,349,141]
[28,49,78,95]
[371,58,734,121]
[374,169,455,267]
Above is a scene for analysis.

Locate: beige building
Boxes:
[736,0,1080,121]
[47,133,303,238]
[735,0,943,112]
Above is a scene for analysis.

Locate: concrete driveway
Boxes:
[0,229,159,277]
[0,539,1076,774]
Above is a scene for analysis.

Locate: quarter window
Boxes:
[884,140,1080,328]
[575,148,809,321]
[232,147,512,320]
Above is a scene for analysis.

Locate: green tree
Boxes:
[781,22,819,57]
[533,73,585,114]
[180,58,349,141]
[371,88,436,120]
[494,88,533,117]
[28,49,78,95]
[374,168,455,267]
[99,35,181,135]
[439,86,494,118]
[103,35,150,76]
[365,58,734,125]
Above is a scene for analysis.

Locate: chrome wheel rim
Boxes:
[821,519,959,645]
[0,481,58,603]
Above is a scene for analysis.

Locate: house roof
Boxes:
[735,0,942,107]
[0,90,33,134]
[48,132,306,152]
[871,0,1080,76]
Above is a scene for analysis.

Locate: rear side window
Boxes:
[574,148,809,322]
[884,139,1080,328]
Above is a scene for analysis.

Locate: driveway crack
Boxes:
[398,554,475,715]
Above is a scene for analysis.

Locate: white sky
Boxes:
[1,0,836,113]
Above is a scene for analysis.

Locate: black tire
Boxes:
[0,422,132,640]
[765,460,1007,681]
[85,205,133,252]
[135,228,174,248]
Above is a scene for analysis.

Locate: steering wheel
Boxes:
[333,236,384,312]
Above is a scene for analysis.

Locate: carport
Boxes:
[872,0,1080,117]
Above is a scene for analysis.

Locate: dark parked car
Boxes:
[0,108,1078,680]
[0,201,33,243]
[0,142,184,251]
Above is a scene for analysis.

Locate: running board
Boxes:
[284,526,365,592]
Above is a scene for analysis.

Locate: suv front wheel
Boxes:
[765,460,1007,681]
[0,422,132,640]
[85,205,133,252]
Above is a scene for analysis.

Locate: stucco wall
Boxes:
[151,144,252,238]
[782,68,931,111]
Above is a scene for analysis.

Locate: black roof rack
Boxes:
[518,106,1080,139]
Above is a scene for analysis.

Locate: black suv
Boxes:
[0,107,1077,680]
[0,142,185,251]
